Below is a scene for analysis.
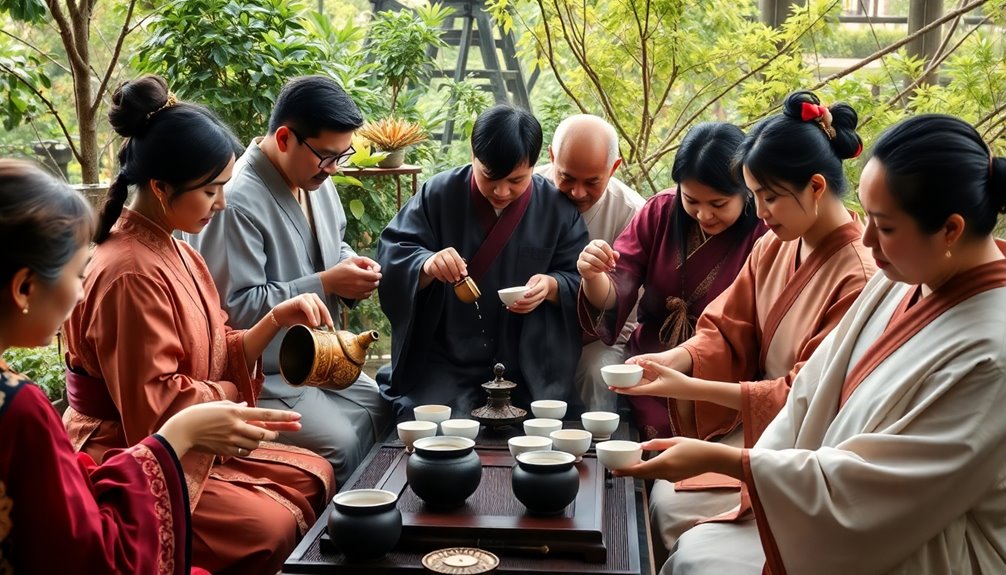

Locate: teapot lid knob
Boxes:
[493,363,505,380]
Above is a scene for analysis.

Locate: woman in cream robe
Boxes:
[620,114,1006,574]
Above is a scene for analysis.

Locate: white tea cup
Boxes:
[530,399,567,420]
[397,420,438,452]
[440,418,480,440]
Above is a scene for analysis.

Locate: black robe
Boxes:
[376,164,589,420]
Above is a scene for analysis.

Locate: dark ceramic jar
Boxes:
[407,436,482,509]
[512,450,579,515]
[327,489,402,561]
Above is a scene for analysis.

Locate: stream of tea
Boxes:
[473,300,495,363]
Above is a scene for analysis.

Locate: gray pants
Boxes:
[575,338,627,412]
[661,520,764,574]
[258,371,391,486]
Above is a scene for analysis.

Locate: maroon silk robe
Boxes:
[578,191,768,438]
[0,361,193,574]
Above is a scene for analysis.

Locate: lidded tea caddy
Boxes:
[471,363,527,430]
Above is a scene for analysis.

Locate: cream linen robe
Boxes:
[668,261,1006,575]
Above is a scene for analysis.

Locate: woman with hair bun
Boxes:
[576,122,767,438]
[62,76,336,575]
[615,90,876,555]
[617,113,1006,575]
[0,159,307,574]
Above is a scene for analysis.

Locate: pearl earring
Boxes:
[21,305,29,314]
[945,249,952,259]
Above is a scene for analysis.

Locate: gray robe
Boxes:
[185,140,390,484]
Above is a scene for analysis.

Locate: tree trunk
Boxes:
[908,0,944,87]
[760,0,804,28]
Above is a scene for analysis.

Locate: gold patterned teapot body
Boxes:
[279,325,379,390]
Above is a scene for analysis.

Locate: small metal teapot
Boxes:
[279,325,379,390]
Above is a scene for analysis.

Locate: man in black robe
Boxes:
[377,105,589,420]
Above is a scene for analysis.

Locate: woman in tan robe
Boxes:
[63,76,336,575]
[618,90,877,552]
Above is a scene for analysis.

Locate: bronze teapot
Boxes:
[279,325,379,390]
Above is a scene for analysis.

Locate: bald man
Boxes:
[536,115,645,411]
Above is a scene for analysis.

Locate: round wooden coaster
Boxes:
[421,547,500,574]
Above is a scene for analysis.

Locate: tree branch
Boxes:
[809,0,988,92]
[45,1,89,74]
[647,1,842,167]
[91,0,137,118]
[548,0,636,159]
[0,60,81,162]
[0,29,71,73]
[861,16,985,128]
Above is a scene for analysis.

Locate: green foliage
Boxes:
[816,27,904,58]
[0,43,50,131]
[0,0,47,22]
[365,5,451,113]
[496,0,1005,196]
[3,344,64,401]
[133,0,336,143]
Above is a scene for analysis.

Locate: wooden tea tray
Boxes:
[374,447,608,562]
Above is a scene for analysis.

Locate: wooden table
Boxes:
[340,164,422,210]
[282,423,654,574]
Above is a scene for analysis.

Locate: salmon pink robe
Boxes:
[62,209,334,575]
[679,217,876,448]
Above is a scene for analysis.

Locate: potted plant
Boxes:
[356,118,428,169]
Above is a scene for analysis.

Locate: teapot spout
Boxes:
[357,330,380,350]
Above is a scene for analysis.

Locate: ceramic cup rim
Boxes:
[498,286,529,295]
[414,435,476,451]
[333,488,398,508]
[596,439,641,453]
[441,418,480,429]
[414,404,451,415]
[581,411,620,422]
[601,364,643,374]
[550,429,592,441]
[398,420,438,432]
[508,435,553,451]
[516,450,576,467]
[530,399,567,408]
[524,417,562,427]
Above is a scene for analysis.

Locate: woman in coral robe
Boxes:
[617,91,876,552]
[0,159,303,574]
[621,114,1006,575]
[577,123,766,439]
[62,77,336,575]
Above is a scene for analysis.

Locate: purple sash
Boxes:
[65,367,120,420]
[466,174,534,283]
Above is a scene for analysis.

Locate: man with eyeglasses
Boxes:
[187,75,390,485]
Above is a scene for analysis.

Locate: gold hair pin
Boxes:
[147,91,178,121]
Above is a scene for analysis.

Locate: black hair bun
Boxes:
[108,75,172,138]
[782,90,862,161]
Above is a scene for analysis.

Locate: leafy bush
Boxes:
[3,343,64,401]
[134,0,337,143]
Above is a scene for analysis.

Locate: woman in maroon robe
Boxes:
[578,123,767,439]
[0,159,301,574]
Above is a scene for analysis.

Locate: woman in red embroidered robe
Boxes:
[618,114,1006,575]
[62,77,337,575]
[617,91,876,551]
[0,159,302,574]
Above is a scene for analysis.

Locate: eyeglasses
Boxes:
[288,128,355,169]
